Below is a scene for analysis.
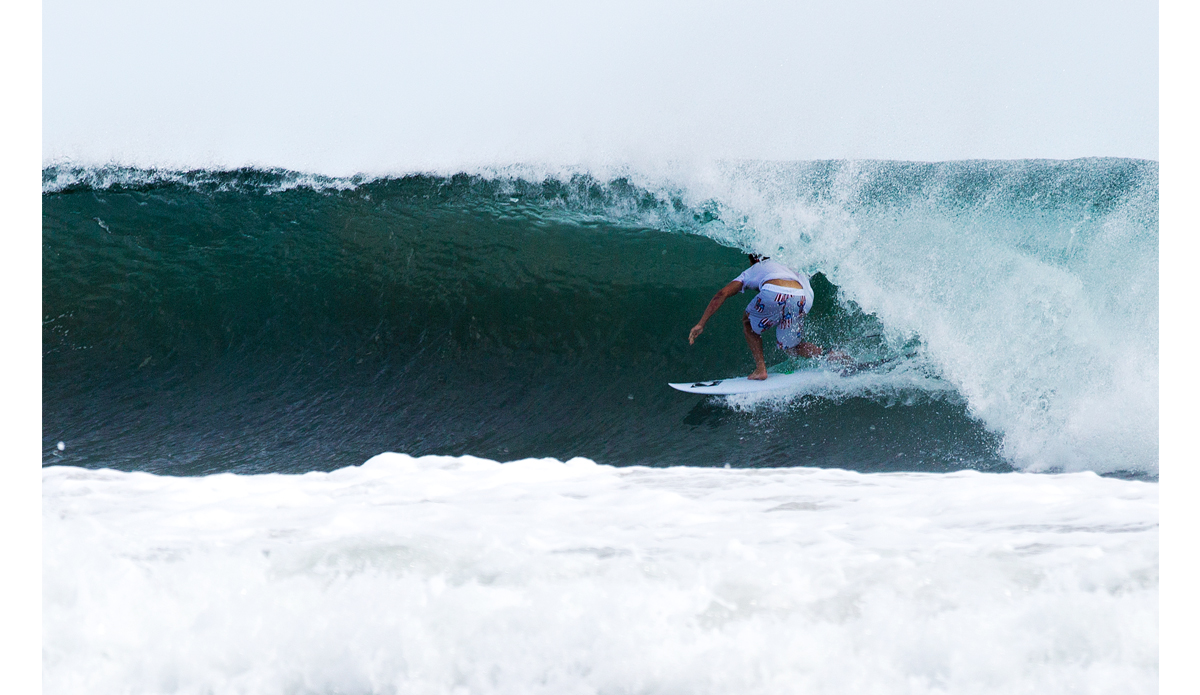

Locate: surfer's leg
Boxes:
[783,342,823,358]
[782,342,852,362]
[776,298,819,359]
[775,305,806,352]
[742,313,769,380]
[744,292,784,380]
[774,295,851,362]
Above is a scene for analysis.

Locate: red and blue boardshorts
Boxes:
[745,283,814,349]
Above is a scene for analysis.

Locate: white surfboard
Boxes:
[668,369,831,395]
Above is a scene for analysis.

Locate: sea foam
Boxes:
[44,453,1157,695]
[656,159,1159,474]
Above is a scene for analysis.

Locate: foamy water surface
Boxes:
[44,454,1157,694]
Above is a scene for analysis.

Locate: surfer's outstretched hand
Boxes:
[688,324,704,344]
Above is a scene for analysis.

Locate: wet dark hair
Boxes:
[748,254,768,264]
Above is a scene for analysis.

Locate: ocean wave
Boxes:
[42,158,1157,475]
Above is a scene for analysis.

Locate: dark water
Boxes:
[42,168,1010,475]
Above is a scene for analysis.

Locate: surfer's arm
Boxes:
[689,281,743,344]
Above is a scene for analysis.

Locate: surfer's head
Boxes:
[748,254,768,264]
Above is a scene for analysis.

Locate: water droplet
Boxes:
[57,441,65,451]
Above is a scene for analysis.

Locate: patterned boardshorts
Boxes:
[745,284,813,349]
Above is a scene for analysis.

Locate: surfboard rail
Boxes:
[668,370,831,395]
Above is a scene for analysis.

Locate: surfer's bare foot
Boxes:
[748,368,768,380]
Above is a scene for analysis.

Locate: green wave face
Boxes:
[42,160,1156,477]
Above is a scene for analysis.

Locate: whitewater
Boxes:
[44,454,1156,695]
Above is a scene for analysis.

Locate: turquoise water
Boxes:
[42,159,1156,477]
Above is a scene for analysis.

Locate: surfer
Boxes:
[688,254,846,380]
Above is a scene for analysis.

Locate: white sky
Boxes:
[43,0,1157,172]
